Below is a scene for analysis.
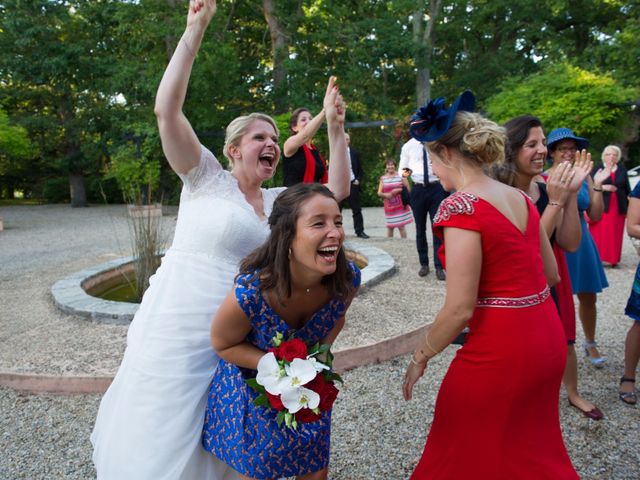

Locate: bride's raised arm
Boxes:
[154,0,217,175]
[323,77,351,202]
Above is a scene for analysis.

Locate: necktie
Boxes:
[423,148,429,183]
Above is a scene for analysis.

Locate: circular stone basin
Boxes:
[51,241,395,325]
[86,250,368,304]
[82,260,140,303]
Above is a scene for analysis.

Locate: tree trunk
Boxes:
[6,180,15,199]
[413,0,442,107]
[69,173,87,207]
[163,0,182,60]
[262,0,290,114]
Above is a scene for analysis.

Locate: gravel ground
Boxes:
[1,204,639,479]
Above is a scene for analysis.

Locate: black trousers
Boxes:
[410,182,447,269]
[342,181,364,235]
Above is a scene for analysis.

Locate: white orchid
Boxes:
[282,358,318,389]
[280,386,320,414]
[306,355,331,373]
[256,352,287,395]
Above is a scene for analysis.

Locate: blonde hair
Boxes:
[601,144,622,163]
[223,113,279,166]
[426,111,506,168]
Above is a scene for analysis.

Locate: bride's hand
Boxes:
[323,77,346,126]
[186,0,217,31]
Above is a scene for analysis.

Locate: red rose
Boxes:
[266,392,285,411]
[304,374,339,412]
[295,408,322,424]
[318,381,339,412]
[304,373,326,393]
[276,338,308,362]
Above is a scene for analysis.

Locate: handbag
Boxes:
[401,185,411,207]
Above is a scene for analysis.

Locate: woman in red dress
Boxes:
[589,145,630,267]
[403,92,578,479]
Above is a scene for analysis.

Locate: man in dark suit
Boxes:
[343,133,369,238]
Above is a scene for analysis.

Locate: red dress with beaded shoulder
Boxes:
[410,191,578,480]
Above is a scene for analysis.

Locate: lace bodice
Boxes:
[170,145,285,264]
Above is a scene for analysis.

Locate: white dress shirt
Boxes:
[399,137,438,184]
[347,147,355,182]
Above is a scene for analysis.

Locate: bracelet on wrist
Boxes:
[548,201,563,208]
[425,333,442,357]
[180,37,197,58]
[593,186,603,192]
[410,352,428,366]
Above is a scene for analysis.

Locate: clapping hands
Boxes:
[593,157,613,191]
[546,161,575,207]
[546,149,594,206]
[570,149,594,192]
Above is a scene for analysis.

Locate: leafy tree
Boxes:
[0,107,35,198]
[1,0,638,204]
[588,3,640,88]
[485,62,638,152]
[0,0,122,206]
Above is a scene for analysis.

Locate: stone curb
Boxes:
[344,241,397,292]
[0,373,113,395]
[0,326,423,395]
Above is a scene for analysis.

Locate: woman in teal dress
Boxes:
[547,128,610,370]
[203,183,360,479]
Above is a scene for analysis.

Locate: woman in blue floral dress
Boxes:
[203,183,360,479]
[619,182,640,405]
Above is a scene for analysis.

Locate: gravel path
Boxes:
[1,204,638,479]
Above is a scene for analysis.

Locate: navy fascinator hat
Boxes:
[409,91,476,142]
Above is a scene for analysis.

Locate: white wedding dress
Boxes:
[91,146,285,479]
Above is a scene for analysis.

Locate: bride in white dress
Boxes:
[90,1,350,478]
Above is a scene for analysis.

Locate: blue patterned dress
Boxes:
[625,183,640,322]
[202,262,360,479]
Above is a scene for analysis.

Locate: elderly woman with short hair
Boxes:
[589,144,631,267]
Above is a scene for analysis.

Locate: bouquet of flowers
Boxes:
[246,332,342,430]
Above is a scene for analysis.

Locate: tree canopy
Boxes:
[0,0,638,205]
[485,63,637,151]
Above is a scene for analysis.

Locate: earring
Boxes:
[288,248,291,260]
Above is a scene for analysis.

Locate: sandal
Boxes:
[619,377,637,405]
[583,340,606,368]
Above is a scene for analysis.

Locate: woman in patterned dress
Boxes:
[203,183,360,480]
[403,92,578,479]
[620,182,640,405]
[377,158,413,238]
